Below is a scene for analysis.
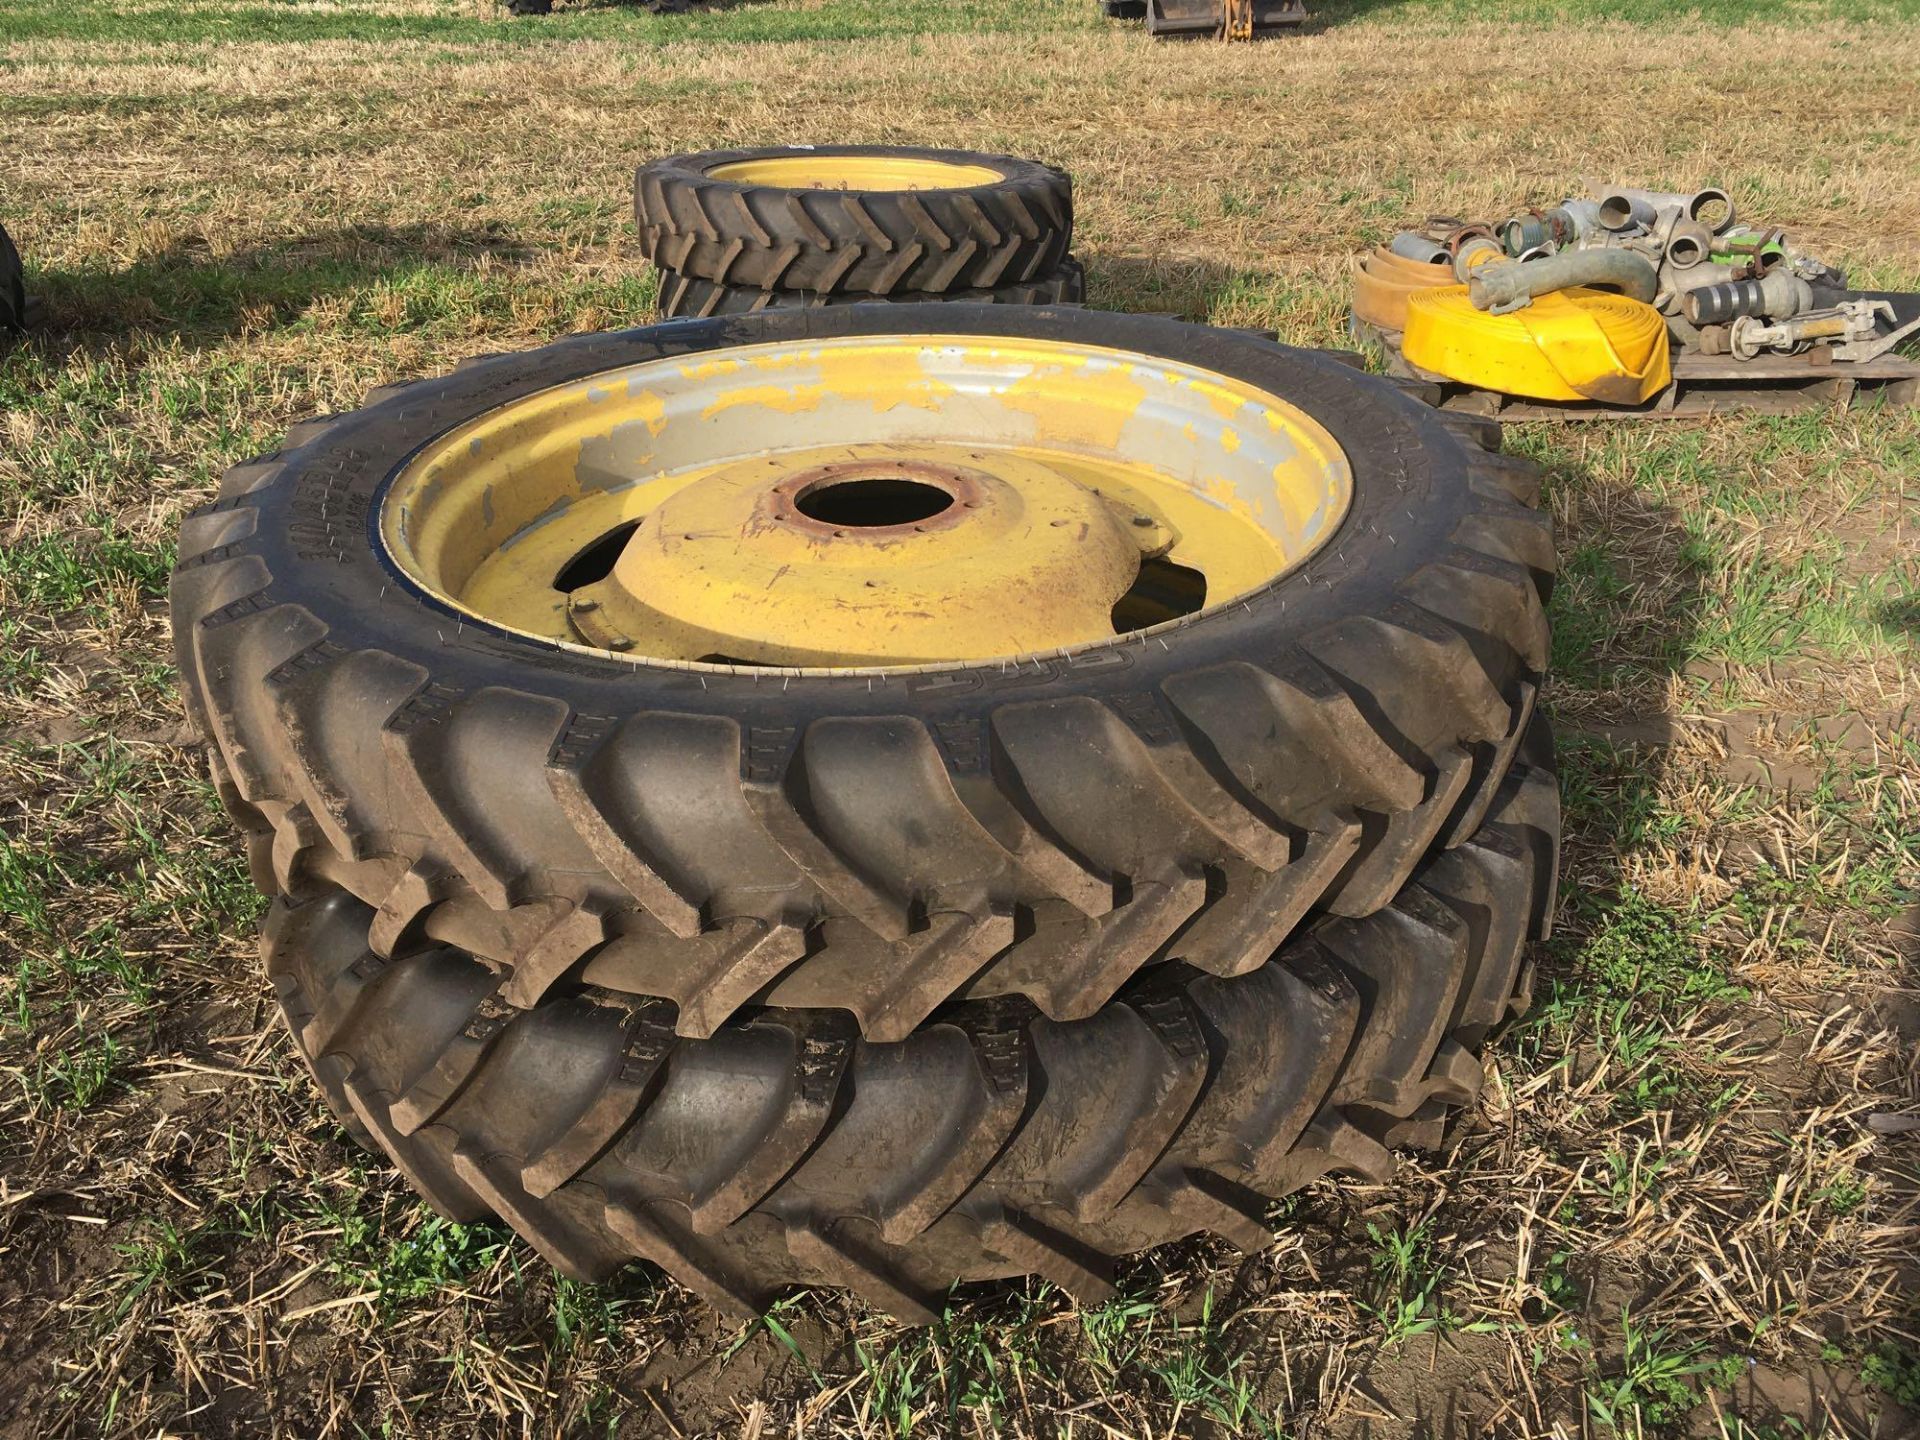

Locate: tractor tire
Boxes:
[0,223,24,332]
[171,305,1552,1045]
[263,721,1558,1321]
[634,147,1073,296]
[655,255,1085,319]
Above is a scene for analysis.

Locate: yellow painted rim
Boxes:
[379,335,1353,672]
[704,155,1007,191]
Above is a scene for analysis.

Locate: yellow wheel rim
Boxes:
[379,335,1354,670]
[703,155,1006,190]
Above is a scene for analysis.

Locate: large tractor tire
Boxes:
[656,256,1085,319]
[634,147,1073,296]
[0,222,24,332]
[262,725,1558,1321]
[171,306,1552,1046]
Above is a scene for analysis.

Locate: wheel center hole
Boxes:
[795,478,955,528]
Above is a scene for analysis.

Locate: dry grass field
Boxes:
[2,0,1919,1434]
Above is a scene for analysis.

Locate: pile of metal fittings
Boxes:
[1397,184,1920,365]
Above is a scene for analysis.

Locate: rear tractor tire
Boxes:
[0,222,25,333]
[170,305,1556,1317]
[655,256,1085,319]
[172,306,1553,1044]
[634,146,1074,296]
[262,727,1558,1320]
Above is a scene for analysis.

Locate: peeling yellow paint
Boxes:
[700,382,829,421]
[629,388,668,436]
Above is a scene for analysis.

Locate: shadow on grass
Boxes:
[1873,593,1920,641]
[1082,253,1249,321]
[25,222,538,343]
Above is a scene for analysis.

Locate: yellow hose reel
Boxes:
[1401,284,1671,405]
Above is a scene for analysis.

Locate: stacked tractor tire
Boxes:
[171,148,1558,1323]
[1,221,24,333]
[638,147,1085,319]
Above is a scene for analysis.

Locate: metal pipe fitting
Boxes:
[1597,186,1736,234]
[1587,228,1666,266]
[1665,220,1714,269]
[1451,234,1507,281]
[1656,261,1737,316]
[1467,248,1661,314]
[1810,286,1920,330]
[1681,270,1815,326]
[1545,199,1604,246]
[1665,260,1736,290]
[1499,214,1553,257]
[1598,192,1657,232]
[1690,187,1736,233]
[1728,303,1876,360]
[1389,231,1452,265]
[1445,223,1499,255]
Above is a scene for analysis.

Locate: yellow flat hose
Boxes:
[1401,284,1670,405]
[1350,246,1455,332]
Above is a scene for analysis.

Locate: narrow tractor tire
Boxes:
[171,306,1552,1045]
[633,147,1073,296]
[265,724,1558,1321]
[0,223,24,332]
[655,255,1085,319]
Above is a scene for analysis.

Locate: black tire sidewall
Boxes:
[0,223,22,332]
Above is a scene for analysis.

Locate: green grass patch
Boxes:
[1362,1218,1478,1347]
[0,525,173,614]
[4,0,1915,50]
[1862,1343,1920,1408]
[0,0,1091,49]
[1688,548,1917,668]
[1549,538,1665,689]
[327,1203,516,1315]
[1572,889,1743,1015]
[1584,1309,1733,1433]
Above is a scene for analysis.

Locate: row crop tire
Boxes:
[0,222,23,332]
[170,305,1554,1046]
[262,719,1559,1321]
[633,147,1074,296]
[654,255,1085,319]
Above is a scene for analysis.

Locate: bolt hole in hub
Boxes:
[381,332,1353,669]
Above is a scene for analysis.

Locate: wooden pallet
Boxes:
[1352,316,1920,419]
